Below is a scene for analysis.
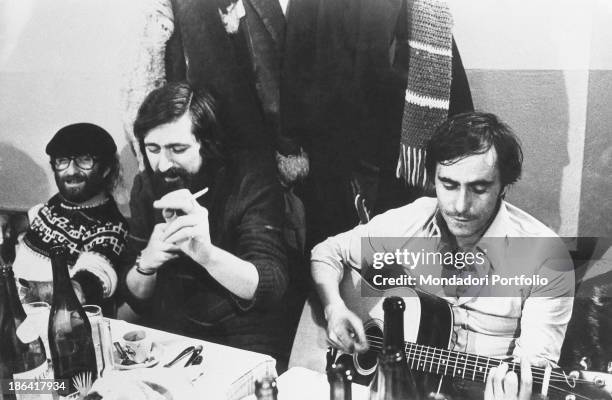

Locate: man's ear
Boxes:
[499,186,508,199]
[102,166,111,179]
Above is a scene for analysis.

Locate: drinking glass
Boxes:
[83,305,114,375]
[23,301,51,359]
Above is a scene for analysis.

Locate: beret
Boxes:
[46,123,117,157]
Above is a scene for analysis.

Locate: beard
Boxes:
[151,167,196,198]
[55,170,105,203]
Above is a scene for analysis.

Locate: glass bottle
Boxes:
[0,265,17,400]
[47,246,97,397]
[369,296,420,400]
[328,361,353,400]
[1,265,51,400]
[255,377,278,400]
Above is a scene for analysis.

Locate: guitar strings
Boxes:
[365,341,590,399]
[363,334,589,385]
[374,341,581,385]
[358,335,589,400]
[361,340,592,399]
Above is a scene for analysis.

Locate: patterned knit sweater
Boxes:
[12,194,128,299]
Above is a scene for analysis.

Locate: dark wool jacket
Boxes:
[121,151,291,360]
[166,0,472,166]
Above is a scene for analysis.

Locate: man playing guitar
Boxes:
[310,112,575,398]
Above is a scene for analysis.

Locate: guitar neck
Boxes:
[404,342,536,384]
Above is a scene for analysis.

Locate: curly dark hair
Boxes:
[425,111,523,188]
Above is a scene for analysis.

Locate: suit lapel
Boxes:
[245,0,286,46]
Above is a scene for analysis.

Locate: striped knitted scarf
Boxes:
[396,0,453,186]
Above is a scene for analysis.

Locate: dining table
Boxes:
[104,319,376,400]
[100,318,277,400]
[241,367,370,400]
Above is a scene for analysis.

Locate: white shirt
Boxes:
[279,0,290,16]
[311,197,575,365]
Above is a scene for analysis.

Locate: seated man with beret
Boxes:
[12,123,128,306]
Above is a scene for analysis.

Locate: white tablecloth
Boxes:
[241,367,370,400]
[107,319,276,400]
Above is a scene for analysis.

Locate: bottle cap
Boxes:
[383,296,405,312]
[50,245,68,255]
[255,377,278,394]
[379,346,404,363]
[327,362,354,383]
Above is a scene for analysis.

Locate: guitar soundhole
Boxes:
[355,325,383,376]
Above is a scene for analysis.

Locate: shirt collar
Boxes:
[56,192,110,210]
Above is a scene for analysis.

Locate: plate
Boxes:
[115,342,164,370]
[87,369,198,400]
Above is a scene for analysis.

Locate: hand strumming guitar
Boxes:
[324,302,369,354]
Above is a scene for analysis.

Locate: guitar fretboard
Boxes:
[364,333,607,399]
[405,342,514,383]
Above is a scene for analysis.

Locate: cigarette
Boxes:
[192,187,209,200]
[163,187,209,222]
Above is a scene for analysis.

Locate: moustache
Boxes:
[152,167,193,196]
[158,167,189,181]
[60,174,87,184]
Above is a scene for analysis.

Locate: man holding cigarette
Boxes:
[122,82,291,366]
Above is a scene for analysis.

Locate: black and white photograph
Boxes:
[1,0,612,399]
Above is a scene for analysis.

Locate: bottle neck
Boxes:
[255,379,278,400]
[379,349,404,369]
[50,248,78,304]
[0,270,19,352]
[1,267,26,322]
[383,309,405,349]
[328,363,352,400]
[0,272,12,325]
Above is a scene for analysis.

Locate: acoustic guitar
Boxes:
[289,266,612,399]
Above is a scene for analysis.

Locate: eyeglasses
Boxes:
[52,155,97,171]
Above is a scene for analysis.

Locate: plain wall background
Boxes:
[1,0,611,237]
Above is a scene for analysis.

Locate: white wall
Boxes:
[0,0,144,213]
[451,0,612,236]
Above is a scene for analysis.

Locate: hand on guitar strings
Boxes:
[324,303,369,354]
[484,359,533,400]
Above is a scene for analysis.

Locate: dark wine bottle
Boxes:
[1,265,51,400]
[47,246,97,397]
[369,296,420,400]
[328,361,352,400]
[0,266,17,400]
[255,377,278,400]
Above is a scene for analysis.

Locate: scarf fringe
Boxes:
[398,0,452,186]
[396,145,428,187]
